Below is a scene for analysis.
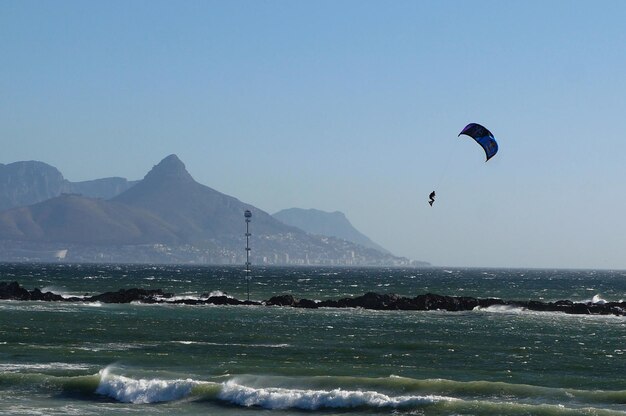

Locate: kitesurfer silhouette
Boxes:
[428,191,436,206]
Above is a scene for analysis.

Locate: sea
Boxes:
[1,263,626,416]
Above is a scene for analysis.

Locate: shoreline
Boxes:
[1,281,625,316]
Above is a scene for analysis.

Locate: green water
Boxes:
[1,264,626,415]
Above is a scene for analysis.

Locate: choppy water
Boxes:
[1,263,626,415]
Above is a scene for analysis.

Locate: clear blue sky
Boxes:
[2,1,626,269]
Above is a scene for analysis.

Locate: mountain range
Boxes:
[0,161,137,211]
[273,208,390,254]
[0,155,427,266]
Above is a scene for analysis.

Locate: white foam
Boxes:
[474,304,623,321]
[170,341,290,348]
[40,286,90,299]
[153,290,233,303]
[83,302,103,307]
[473,305,525,314]
[0,302,79,313]
[159,295,202,302]
[0,362,92,372]
[587,294,607,304]
[217,380,453,410]
[95,342,156,351]
[96,368,197,404]
[208,290,233,298]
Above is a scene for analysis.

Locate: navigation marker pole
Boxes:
[244,210,252,301]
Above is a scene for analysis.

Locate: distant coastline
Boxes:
[0,156,428,267]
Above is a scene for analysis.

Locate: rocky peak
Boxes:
[142,154,194,183]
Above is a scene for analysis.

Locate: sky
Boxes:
[2,0,626,269]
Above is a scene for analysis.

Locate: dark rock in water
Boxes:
[266,294,298,306]
[457,296,481,310]
[350,292,401,310]
[419,293,478,311]
[317,299,338,308]
[296,298,318,309]
[525,300,551,312]
[0,281,31,300]
[87,288,172,303]
[242,300,261,306]
[414,293,463,311]
[205,295,245,306]
[317,293,484,312]
[30,287,66,302]
[2,281,626,317]
[168,295,260,306]
[477,298,506,308]
[0,281,77,301]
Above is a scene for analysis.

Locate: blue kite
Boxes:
[458,123,498,162]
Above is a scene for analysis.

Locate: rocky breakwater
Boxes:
[2,282,625,316]
[0,281,68,302]
[265,292,626,316]
[0,281,260,306]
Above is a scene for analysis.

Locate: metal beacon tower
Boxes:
[244,209,252,301]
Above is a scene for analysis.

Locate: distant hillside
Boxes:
[273,208,391,254]
[0,193,179,244]
[0,161,137,211]
[68,177,139,200]
[0,155,418,266]
[0,161,65,212]
[112,154,298,243]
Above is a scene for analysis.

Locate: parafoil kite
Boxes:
[458,123,498,161]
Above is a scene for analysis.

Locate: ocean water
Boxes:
[1,264,626,415]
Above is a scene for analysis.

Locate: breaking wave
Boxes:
[90,370,626,413]
[5,367,626,414]
[95,367,207,404]
[217,379,452,410]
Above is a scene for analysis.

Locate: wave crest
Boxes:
[96,368,197,404]
[217,379,451,410]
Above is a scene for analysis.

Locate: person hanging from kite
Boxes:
[428,123,498,207]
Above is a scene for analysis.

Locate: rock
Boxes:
[1,280,625,317]
[206,295,245,306]
[266,294,298,306]
[0,281,31,300]
[296,298,318,308]
[242,300,262,306]
[414,293,453,310]
[30,288,65,302]
[317,299,339,308]
[350,292,401,310]
[88,288,171,303]
[477,298,506,308]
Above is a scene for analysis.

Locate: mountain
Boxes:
[0,193,179,244]
[0,161,66,212]
[0,155,419,266]
[67,177,139,200]
[0,161,137,211]
[112,154,296,242]
[273,208,391,254]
